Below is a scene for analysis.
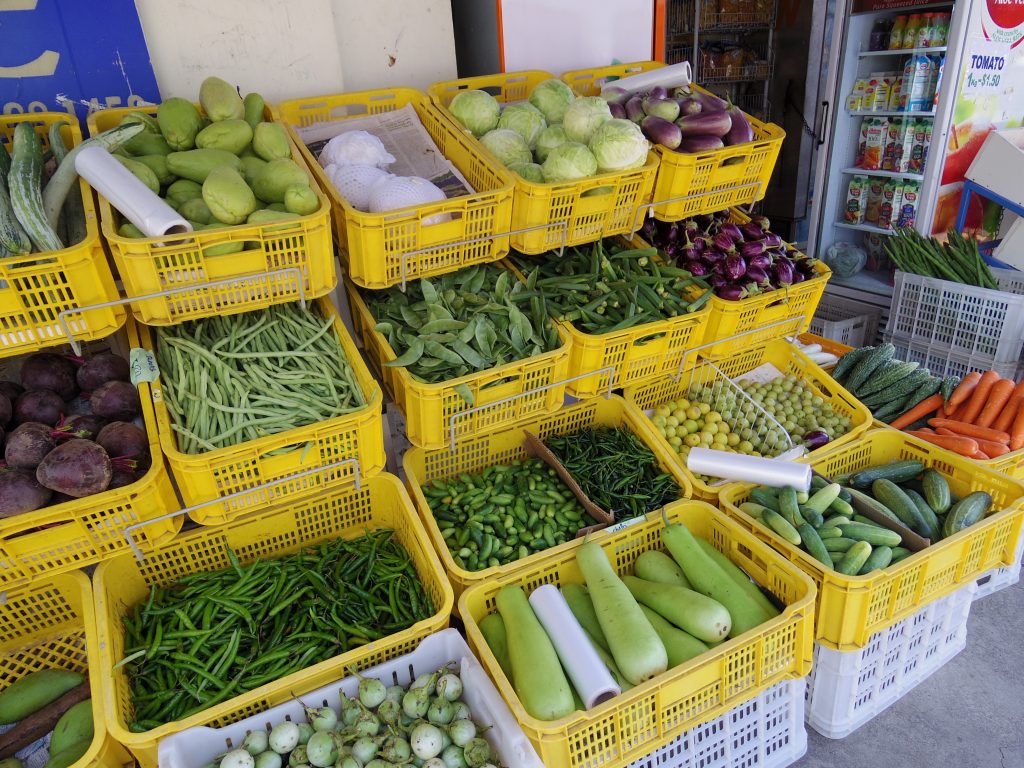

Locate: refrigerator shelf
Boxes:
[835,221,897,236]
[848,109,935,118]
[841,167,924,181]
[858,46,947,58]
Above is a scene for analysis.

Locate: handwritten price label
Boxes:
[963,44,1012,97]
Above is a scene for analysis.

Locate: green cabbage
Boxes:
[497,103,546,149]
[528,79,575,124]
[449,90,501,137]
[588,118,649,172]
[480,129,532,167]
[534,125,569,164]
[563,97,613,144]
[541,142,597,182]
[508,162,544,183]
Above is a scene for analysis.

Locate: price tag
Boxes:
[129,347,160,386]
[962,44,1011,98]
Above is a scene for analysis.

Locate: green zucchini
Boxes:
[831,346,872,383]
[904,488,941,541]
[836,540,873,575]
[798,523,833,568]
[844,344,895,393]
[857,360,920,397]
[872,479,928,535]
[839,522,902,547]
[858,545,893,574]
[942,491,993,538]
[9,123,62,252]
[848,460,924,488]
[922,469,951,515]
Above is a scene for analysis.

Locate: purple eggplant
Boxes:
[723,254,747,281]
[686,260,709,276]
[803,430,831,450]
[719,222,744,242]
[712,231,737,253]
[702,248,725,265]
[715,284,746,300]
[750,214,771,231]
[676,96,703,116]
[749,253,772,271]
[677,135,725,154]
[791,269,806,284]
[608,101,627,119]
[676,110,732,137]
[601,86,631,105]
[641,219,658,241]
[643,96,681,122]
[740,222,765,241]
[694,214,714,231]
[746,265,770,284]
[625,95,646,123]
[690,89,729,113]
[642,115,682,149]
[649,85,669,100]
[680,246,700,262]
[773,260,795,285]
[762,232,784,248]
[709,273,728,289]
[740,240,766,259]
[724,104,755,146]
[691,235,706,252]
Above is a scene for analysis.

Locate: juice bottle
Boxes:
[922,119,933,167]
[872,77,892,111]
[888,76,904,110]
[932,57,945,109]
[933,13,950,46]
[882,118,902,171]
[856,118,871,166]
[845,176,868,224]
[847,78,868,111]
[916,13,933,48]
[865,177,885,224]
[907,55,937,111]
[897,119,916,172]
[888,15,907,50]
[903,14,921,49]
[879,180,900,229]
[870,17,890,51]
[909,119,928,173]
[863,118,888,170]
[897,181,920,228]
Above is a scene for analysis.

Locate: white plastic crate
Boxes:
[974,533,1024,601]
[157,629,542,768]
[809,294,881,348]
[626,679,807,768]
[884,268,1024,362]
[804,582,975,739]
[883,334,1023,380]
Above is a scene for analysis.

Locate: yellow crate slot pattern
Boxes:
[719,430,1024,650]
[561,61,664,97]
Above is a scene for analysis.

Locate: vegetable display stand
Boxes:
[884,267,1024,364]
[808,293,881,349]
[137,296,385,525]
[624,338,871,501]
[0,113,125,358]
[0,316,180,589]
[973,527,1023,600]
[403,395,692,604]
[626,678,807,768]
[718,429,1024,650]
[278,88,515,290]
[1,571,131,768]
[346,277,571,450]
[428,70,658,255]
[460,500,815,768]
[158,629,543,768]
[87,105,335,325]
[93,473,453,768]
[560,61,784,222]
[804,582,975,739]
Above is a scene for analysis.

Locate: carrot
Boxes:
[917,427,935,434]
[992,380,1024,433]
[890,393,945,430]
[906,430,979,456]
[936,404,947,419]
[976,378,1015,428]
[927,418,1010,444]
[1011,404,1024,451]
[947,371,982,410]
[971,450,992,460]
[959,370,1001,424]
[935,428,1010,456]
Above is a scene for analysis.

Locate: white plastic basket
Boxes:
[626,679,807,768]
[804,582,975,740]
[884,268,1024,362]
[883,334,1023,380]
[974,534,1024,601]
[808,294,881,348]
[157,629,542,768]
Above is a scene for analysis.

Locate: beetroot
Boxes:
[90,381,141,421]
[0,469,53,518]
[35,439,112,498]
[77,352,131,391]
[20,353,78,400]
[96,421,147,460]
[5,422,56,469]
[0,392,10,427]
[108,467,141,490]
[14,389,66,426]
[0,381,24,403]
[54,414,107,442]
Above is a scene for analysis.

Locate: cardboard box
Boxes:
[966,128,1024,208]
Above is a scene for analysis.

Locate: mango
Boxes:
[247,209,299,224]
[199,76,244,121]
[196,119,253,155]
[179,197,214,224]
[121,111,161,134]
[124,132,171,156]
[166,149,241,183]
[157,97,203,150]
[252,122,291,161]
[243,92,266,129]
[252,158,308,203]
[50,700,94,757]
[165,179,204,207]
[202,166,257,225]
[116,156,160,194]
[132,154,174,185]
[239,155,267,187]
[284,184,318,216]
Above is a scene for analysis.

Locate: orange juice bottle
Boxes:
[888,15,907,49]
[903,14,921,48]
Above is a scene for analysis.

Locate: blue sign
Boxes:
[0,0,160,128]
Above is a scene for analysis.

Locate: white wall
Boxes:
[134,0,457,104]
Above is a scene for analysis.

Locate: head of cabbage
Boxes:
[563,97,613,145]
[508,162,544,183]
[480,129,533,167]
[449,89,501,137]
[533,125,569,164]
[588,118,650,172]
[528,79,575,124]
[541,142,598,183]
[497,103,546,149]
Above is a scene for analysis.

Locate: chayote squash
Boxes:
[196,119,253,155]
[132,155,174,185]
[121,111,161,135]
[118,221,145,238]
[165,179,204,208]
[239,156,268,187]
[247,209,300,224]
[251,158,308,203]
[243,92,266,129]
[266,203,287,212]
[179,197,214,224]
[252,122,291,161]
[166,149,241,183]
[202,166,257,225]
[199,76,245,122]
[124,131,172,156]
[116,156,160,194]
[157,97,203,151]
[284,184,318,216]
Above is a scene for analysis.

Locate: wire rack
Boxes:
[668,0,777,34]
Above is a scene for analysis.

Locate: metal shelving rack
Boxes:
[664,0,777,121]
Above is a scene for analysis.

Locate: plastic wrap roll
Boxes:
[75,146,191,237]
[528,584,620,709]
[686,447,811,491]
[606,61,692,95]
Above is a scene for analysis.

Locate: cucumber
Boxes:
[577,542,667,686]
[805,483,842,515]
[8,123,62,252]
[639,606,709,667]
[810,475,829,492]
[0,669,84,724]
[838,522,902,547]
[798,523,833,568]
[796,491,810,504]
[799,506,824,528]
[623,576,731,644]
[778,486,801,526]
[634,550,691,589]
[844,344,895,393]
[905,489,942,541]
[739,502,770,521]
[478,613,513,680]
[922,469,951,515]
[762,509,802,546]
[50,699,94,756]
[694,539,780,619]
[827,497,854,517]
[845,487,903,525]
[872,479,928,535]
[495,585,575,720]
[858,545,893,574]
[836,540,873,575]
[942,491,993,538]
[851,513,886,526]
[838,487,852,503]
[824,537,857,553]
[848,460,924,488]
[830,345,872,383]
[750,487,781,511]
[561,584,609,653]
[824,515,851,527]
[0,141,32,254]
[890,546,912,563]
[817,527,843,539]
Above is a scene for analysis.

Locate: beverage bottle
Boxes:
[933,13,950,46]
[870,17,890,51]
[903,14,921,49]
[917,13,933,48]
[888,15,907,50]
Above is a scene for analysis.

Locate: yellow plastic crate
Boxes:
[277,88,515,289]
[137,296,385,525]
[346,276,571,450]
[428,71,658,255]
[0,113,125,357]
[93,474,454,768]
[86,105,335,325]
[460,499,815,768]
[403,395,693,603]
[718,429,1024,650]
[0,316,181,590]
[561,61,785,221]
[505,247,710,398]
[2,571,131,768]
[799,332,854,359]
[624,338,872,501]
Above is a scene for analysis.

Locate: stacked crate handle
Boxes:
[447,366,616,451]
[120,458,361,561]
[395,221,570,291]
[54,268,308,355]
[628,181,766,232]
